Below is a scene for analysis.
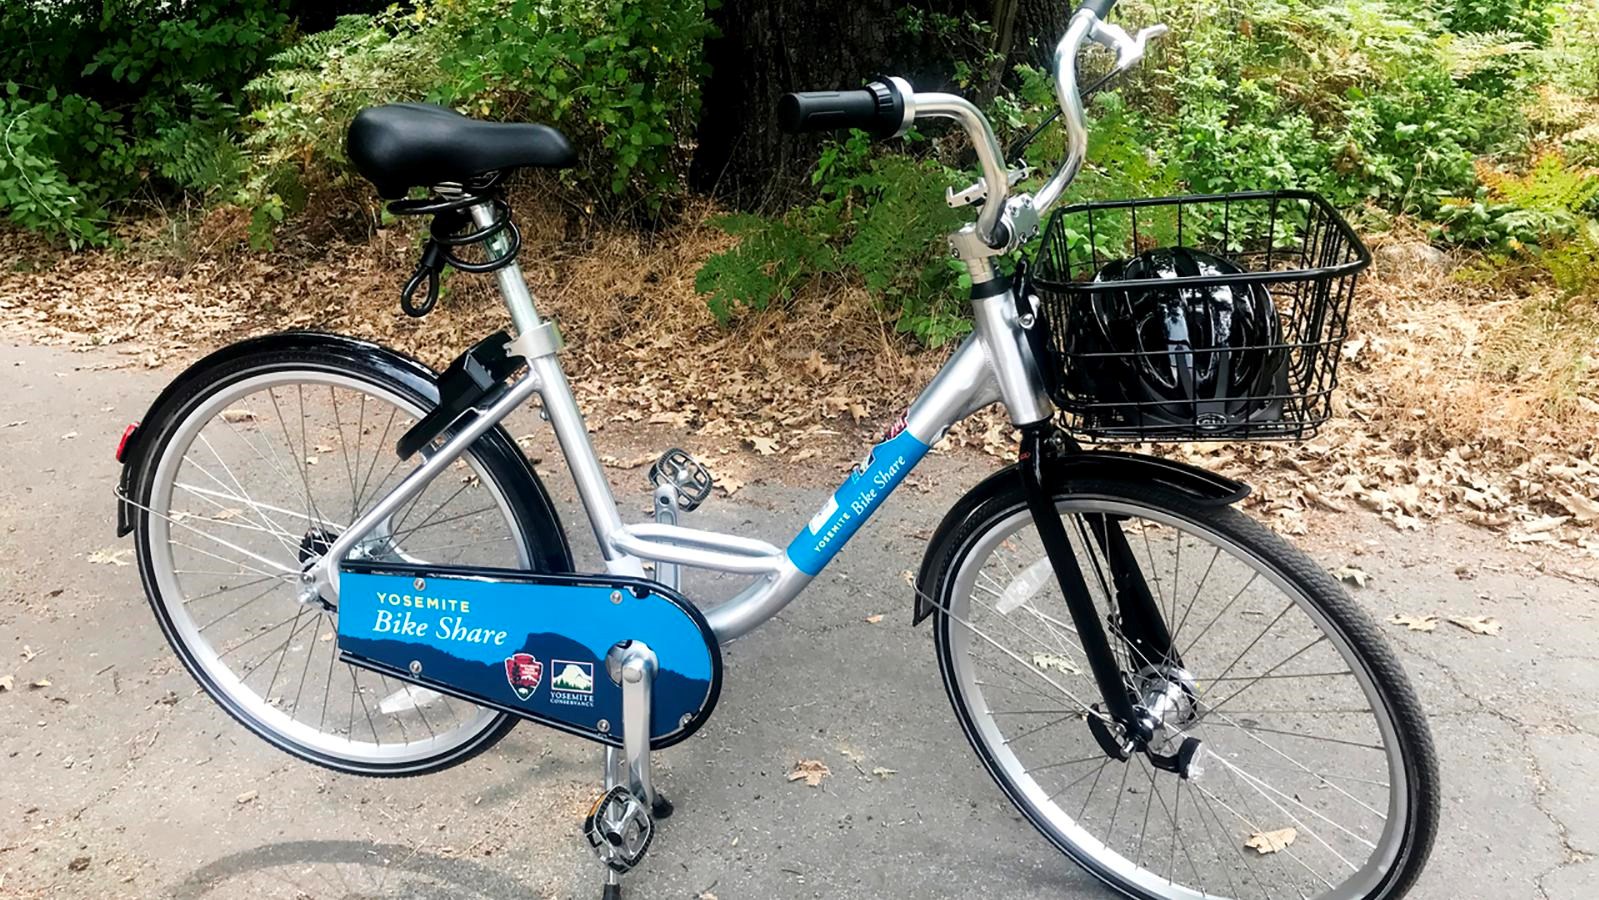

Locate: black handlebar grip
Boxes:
[1078,0,1117,18]
[777,82,906,138]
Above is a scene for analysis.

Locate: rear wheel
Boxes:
[925,478,1438,900]
[131,341,568,775]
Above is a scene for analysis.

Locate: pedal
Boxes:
[584,786,655,873]
[647,448,713,512]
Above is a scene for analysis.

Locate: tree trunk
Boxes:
[689,0,996,209]
[999,0,1073,74]
[690,0,1078,209]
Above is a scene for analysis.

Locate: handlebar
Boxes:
[777,80,910,138]
[777,1,1162,252]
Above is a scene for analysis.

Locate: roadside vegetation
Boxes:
[1,0,1596,553]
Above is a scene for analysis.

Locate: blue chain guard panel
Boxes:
[336,562,721,749]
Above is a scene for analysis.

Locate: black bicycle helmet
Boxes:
[1070,247,1288,434]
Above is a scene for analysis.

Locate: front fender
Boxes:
[911,451,1248,625]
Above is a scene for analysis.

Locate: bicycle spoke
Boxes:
[940,495,1415,899]
[142,370,527,769]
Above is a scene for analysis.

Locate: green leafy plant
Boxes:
[0,87,125,247]
[1435,150,1599,247]
[438,0,716,215]
[697,130,970,345]
[0,0,295,244]
[694,212,837,322]
[240,10,448,245]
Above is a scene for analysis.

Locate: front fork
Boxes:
[1016,422,1182,757]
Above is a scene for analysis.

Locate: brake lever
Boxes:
[1090,20,1168,73]
[947,164,1032,209]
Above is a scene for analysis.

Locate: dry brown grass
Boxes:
[1,202,1595,557]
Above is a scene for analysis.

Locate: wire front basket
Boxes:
[1029,190,1370,442]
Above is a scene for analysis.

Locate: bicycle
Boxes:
[115,2,1439,897]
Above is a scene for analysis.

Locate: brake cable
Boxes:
[1005,66,1123,166]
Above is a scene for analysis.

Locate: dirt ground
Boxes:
[2,199,1597,898]
[2,340,1597,900]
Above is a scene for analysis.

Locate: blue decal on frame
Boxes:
[785,428,931,576]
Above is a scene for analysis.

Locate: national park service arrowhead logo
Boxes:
[504,652,543,701]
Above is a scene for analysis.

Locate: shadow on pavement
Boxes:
[170,839,536,899]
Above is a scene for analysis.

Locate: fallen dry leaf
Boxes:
[236,790,258,805]
[60,431,78,440]
[746,435,779,456]
[1245,827,1298,854]
[1447,615,1502,636]
[646,410,692,427]
[803,349,838,379]
[1560,493,1599,523]
[1333,565,1370,588]
[67,856,90,872]
[1032,652,1082,676]
[864,614,884,624]
[87,548,133,567]
[220,409,258,424]
[29,678,50,689]
[0,674,13,692]
[1388,614,1438,632]
[787,759,831,787]
[601,453,654,470]
[1520,514,1570,535]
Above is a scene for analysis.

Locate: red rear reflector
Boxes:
[116,423,139,463]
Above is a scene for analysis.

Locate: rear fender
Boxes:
[115,331,571,574]
[911,451,1248,624]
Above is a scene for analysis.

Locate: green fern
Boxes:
[693,214,837,323]
[1482,151,1599,215]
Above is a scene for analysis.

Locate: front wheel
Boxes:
[925,477,1438,900]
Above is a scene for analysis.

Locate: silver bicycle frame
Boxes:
[307,7,1162,644]
[307,203,1047,643]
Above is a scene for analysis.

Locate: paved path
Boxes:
[0,342,1594,899]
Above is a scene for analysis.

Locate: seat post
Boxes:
[467,200,542,334]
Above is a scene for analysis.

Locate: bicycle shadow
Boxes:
[170,839,536,899]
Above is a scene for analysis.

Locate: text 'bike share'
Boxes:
[115,2,1439,897]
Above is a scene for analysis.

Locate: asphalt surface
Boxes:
[1,341,1595,900]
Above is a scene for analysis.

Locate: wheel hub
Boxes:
[1136,665,1198,736]
[297,528,341,610]
[1084,666,1206,779]
[1135,666,1204,779]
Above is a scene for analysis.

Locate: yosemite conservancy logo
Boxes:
[504,652,543,701]
[550,660,595,706]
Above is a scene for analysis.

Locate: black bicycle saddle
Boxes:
[347,103,576,199]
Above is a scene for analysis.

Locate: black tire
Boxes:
[924,476,1439,900]
[128,334,572,776]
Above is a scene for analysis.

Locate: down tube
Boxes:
[783,334,1001,577]
[785,428,932,576]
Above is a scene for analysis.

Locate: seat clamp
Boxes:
[504,321,563,361]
